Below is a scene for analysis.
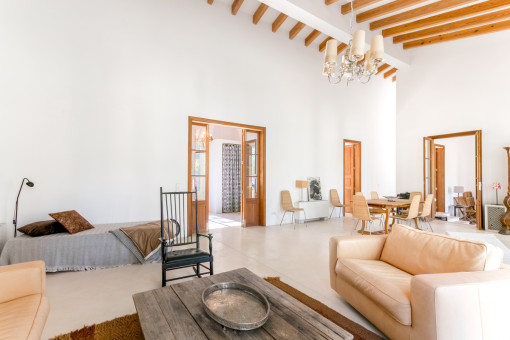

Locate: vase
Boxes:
[500,147,510,235]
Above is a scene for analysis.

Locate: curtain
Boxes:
[222,143,241,213]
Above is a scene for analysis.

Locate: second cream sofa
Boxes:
[330,224,510,340]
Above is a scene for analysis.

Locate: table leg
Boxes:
[385,208,390,234]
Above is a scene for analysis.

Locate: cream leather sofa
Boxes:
[0,261,49,340]
[330,224,510,340]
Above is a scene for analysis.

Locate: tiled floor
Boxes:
[42,217,501,339]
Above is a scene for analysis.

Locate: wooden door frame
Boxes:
[423,130,482,229]
[188,116,266,227]
[343,139,362,215]
[434,144,445,213]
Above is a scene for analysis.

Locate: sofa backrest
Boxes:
[380,224,503,275]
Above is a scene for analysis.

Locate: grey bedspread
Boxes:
[0,222,161,272]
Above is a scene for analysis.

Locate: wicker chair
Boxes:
[418,194,434,231]
[329,189,348,218]
[401,191,422,215]
[390,195,421,228]
[352,195,383,235]
[369,191,387,219]
[280,190,307,228]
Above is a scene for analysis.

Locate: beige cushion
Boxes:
[380,224,502,275]
[336,258,413,325]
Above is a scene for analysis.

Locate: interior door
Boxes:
[435,144,445,212]
[242,130,260,227]
[424,137,436,218]
[189,122,208,233]
[354,143,361,195]
[344,143,354,213]
[475,131,482,229]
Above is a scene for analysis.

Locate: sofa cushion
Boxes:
[381,225,502,275]
[336,258,413,325]
[0,294,44,340]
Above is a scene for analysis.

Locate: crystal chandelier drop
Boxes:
[322,0,384,85]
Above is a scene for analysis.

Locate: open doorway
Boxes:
[188,117,266,231]
[208,125,243,229]
[343,140,361,214]
[423,131,482,228]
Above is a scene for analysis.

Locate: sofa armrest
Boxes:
[329,235,387,288]
[411,269,510,340]
[0,261,46,304]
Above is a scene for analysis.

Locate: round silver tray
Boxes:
[202,282,270,331]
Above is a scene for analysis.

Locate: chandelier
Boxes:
[322,0,384,85]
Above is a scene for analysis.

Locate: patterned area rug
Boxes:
[50,277,382,340]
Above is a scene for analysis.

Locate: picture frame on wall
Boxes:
[307,177,322,201]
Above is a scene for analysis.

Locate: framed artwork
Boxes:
[307,177,322,201]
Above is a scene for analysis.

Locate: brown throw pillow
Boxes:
[49,210,94,234]
[17,220,68,237]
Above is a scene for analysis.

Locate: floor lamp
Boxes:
[296,180,309,202]
[13,178,34,237]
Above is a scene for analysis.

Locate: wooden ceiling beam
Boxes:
[253,3,269,24]
[403,19,510,49]
[342,0,383,14]
[383,0,510,37]
[376,63,390,74]
[272,13,288,32]
[207,0,214,4]
[232,0,244,15]
[384,67,397,78]
[392,75,396,82]
[319,37,334,52]
[326,0,340,4]
[289,22,305,39]
[357,0,429,23]
[394,8,510,43]
[305,29,321,46]
[337,43,348,55]
[370,0,477,30]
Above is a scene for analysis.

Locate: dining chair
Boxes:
[352,195,383,235]
[418,194,434,231]
[280,190,307,228]
[329,189,348,218]
[390,195,421,229]
[401,191,422,214]
[369,191,386,221]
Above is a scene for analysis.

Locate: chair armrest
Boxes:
[329,235,387,288]
[198,233,213,255]
[0,261,46,304]
[411,269,510,340]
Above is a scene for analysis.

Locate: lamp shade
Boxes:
[350,30,365,61]
[324,39,338,65]
[296,180,308,188]
[453,186,464,194]
[370,35,384,63]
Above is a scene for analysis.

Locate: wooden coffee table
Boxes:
[133,268,353,340]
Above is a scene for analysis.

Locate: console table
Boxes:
[294,200,330,223]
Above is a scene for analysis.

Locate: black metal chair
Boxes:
[160,188,213,287]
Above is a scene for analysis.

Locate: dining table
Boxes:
[366,198,413,234]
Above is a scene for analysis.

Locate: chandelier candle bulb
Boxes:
[370,35,384,62]
[350,30,365,61]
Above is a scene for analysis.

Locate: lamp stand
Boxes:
[500,147,510,235]
[13,178,34,238]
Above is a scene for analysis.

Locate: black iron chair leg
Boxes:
[196,264,201,278]
[210,260,214,275]
[162,269,166,287]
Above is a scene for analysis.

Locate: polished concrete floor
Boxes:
[42,217,496,339]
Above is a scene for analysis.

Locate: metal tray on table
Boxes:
[202,282,270,331]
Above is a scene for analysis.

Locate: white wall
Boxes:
[396,30,510,208]
[435,136,476,213]
[0,0,396,233]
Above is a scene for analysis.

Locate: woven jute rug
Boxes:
[51,277,382,340]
